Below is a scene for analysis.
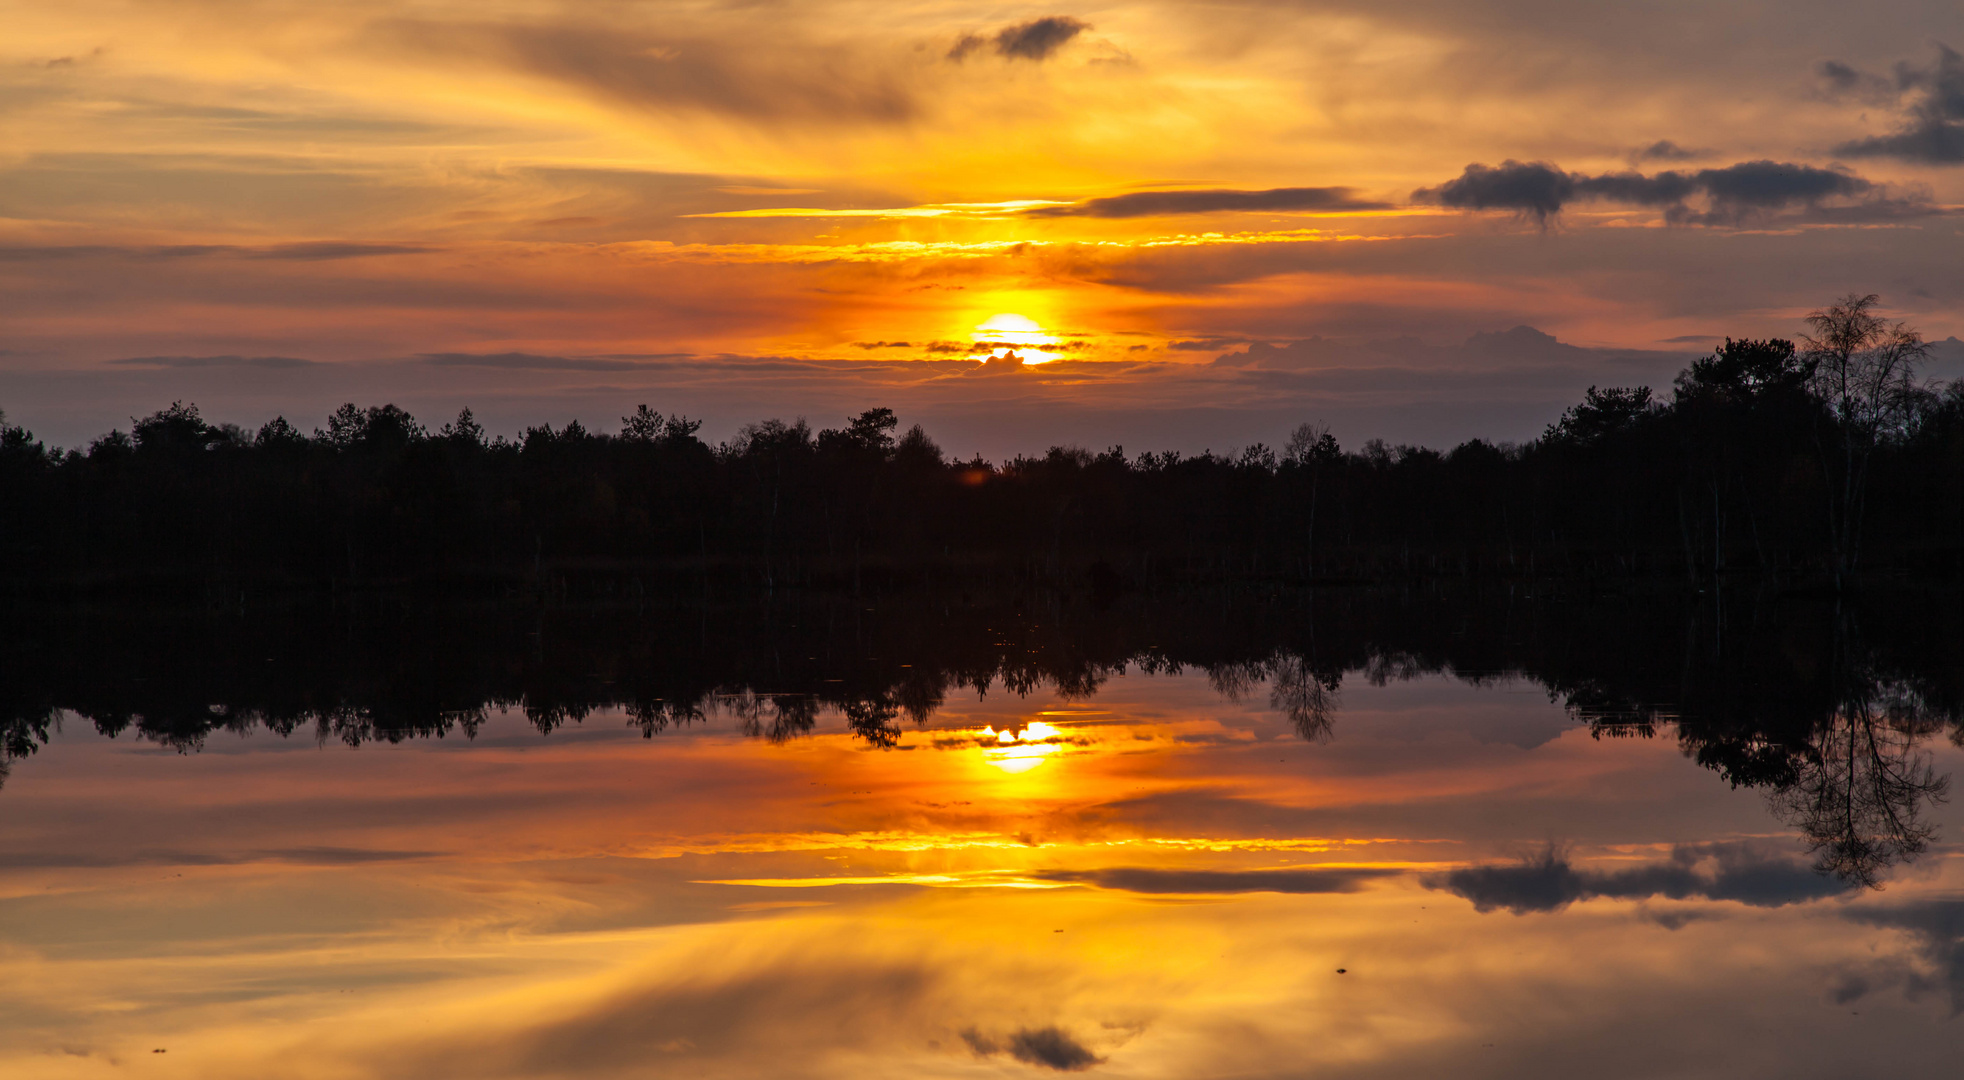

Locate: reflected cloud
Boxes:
[1428,843,1853,914]
[961,1025,1104,1071]
[324,922,1134,1080]
[1024,186,1391,218]
[1848,900,1964,1014]
[402,958,941,1076]
[1032,866,1400,894]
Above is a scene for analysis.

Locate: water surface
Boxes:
[4,589,1963,1078]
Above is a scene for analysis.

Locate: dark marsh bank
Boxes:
[5,298,1963,595]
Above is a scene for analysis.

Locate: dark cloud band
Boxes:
[949,17,1090,62]
[1825,45,1964,164]
[1633,139,1704,162]
[1416,159,1907,225]
[110,355,319,369]
[419,352,689,371]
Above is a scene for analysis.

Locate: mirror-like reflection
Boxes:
[4,586,1964,1077]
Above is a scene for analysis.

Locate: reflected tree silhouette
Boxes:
[0,706,56,766]
[1268,654,1341,743]
[5,586,1963,885]
[842,696,905,748]
[767,694,821,742]
[1578,599,1960,887]
[628,698,709,738]
[1205,660,1264,703]
[1771,698,1947,888]
[1766,614,1953,887]
[724,691,818,744]
[1207,652,1343,742]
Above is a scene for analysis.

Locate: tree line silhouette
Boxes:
[3,583,1960,886]
[3,294,1961,593]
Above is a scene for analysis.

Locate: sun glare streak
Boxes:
[686,200,1071,219]
[632,833,1431,857]
[692,873,1074,888]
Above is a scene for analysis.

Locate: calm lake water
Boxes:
[4,589,1963,1078]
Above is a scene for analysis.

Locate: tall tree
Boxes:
[1801,294,1930,583]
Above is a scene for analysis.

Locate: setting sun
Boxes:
[972,314,1062,364]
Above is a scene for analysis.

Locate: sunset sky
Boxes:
[5,1,1963,453]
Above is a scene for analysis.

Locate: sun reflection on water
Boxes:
[979,720,1064,773]
[9,659,1964,1080]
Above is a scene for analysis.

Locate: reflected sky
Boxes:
[6,621,1964,1079]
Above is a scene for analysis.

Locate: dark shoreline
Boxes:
[8,332,1964,594]
[7,579,1959,743]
